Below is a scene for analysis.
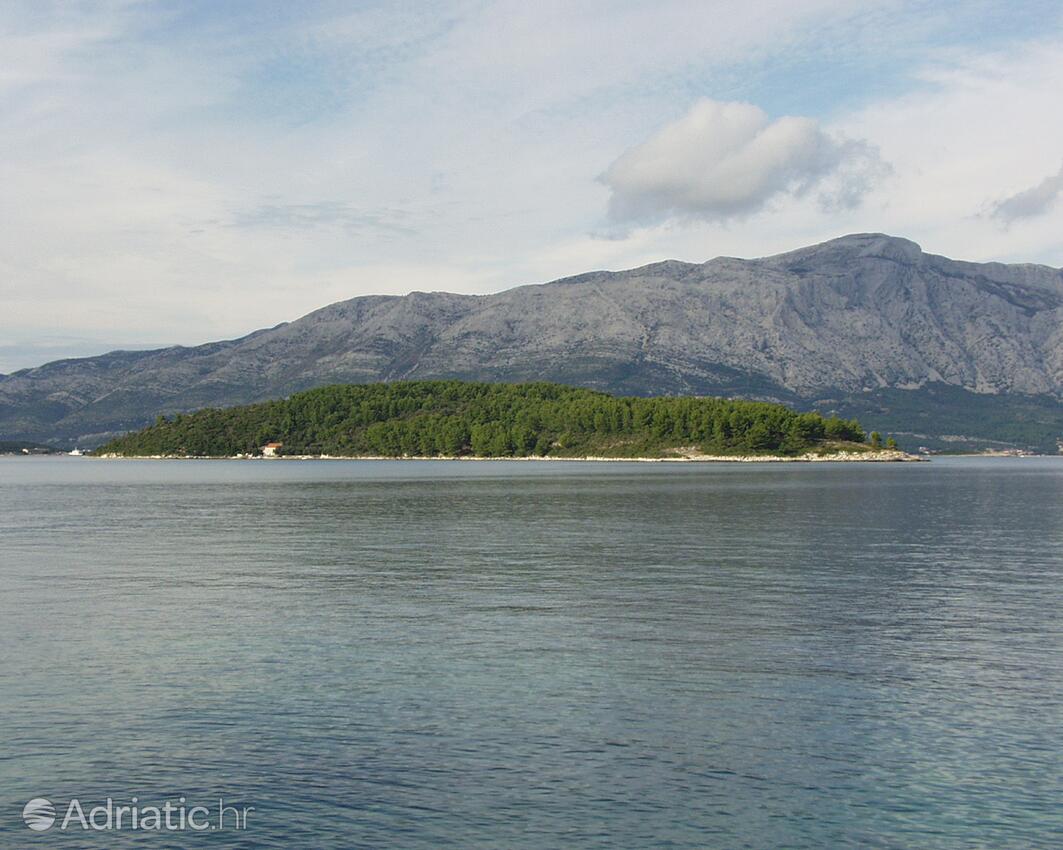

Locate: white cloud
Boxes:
[990,162,1063,224]
[824,38,1063,264]
[600,99,886,224]
[2,2,1063,373]
[2,0,889,369]
[587,38,1063,272]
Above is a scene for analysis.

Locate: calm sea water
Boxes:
[1,456,1062,848]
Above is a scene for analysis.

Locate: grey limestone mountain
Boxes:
[3,233,1063,451]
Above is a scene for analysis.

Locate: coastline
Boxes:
[94,449,925,463]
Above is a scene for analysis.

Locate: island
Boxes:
[93,381,921,461]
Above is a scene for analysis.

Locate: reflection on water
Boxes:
[1,457,1062,848]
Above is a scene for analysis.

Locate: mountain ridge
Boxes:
[3,233,1063,450]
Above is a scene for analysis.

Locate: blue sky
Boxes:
[3,0,1063,371]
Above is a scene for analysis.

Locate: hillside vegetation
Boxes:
[96,381,867,458]
[5,234,1062,452]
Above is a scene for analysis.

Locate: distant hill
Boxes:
[0,440,64,454]
[96,380,867,459]
[3,233,1062,451]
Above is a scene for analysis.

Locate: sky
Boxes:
[3,0,1063,372]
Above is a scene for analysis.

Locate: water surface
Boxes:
[2,456,1062,848]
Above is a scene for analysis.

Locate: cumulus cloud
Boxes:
[601,98,887,224]
[5,1,1063,372]
[989,162,1063,224]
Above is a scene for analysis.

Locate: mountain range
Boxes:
[3,233,1063,451]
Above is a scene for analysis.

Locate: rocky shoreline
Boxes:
[95,449,925,462]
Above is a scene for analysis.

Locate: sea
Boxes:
[1,455,1061,848]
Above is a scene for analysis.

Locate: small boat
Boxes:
[68,448,83,456]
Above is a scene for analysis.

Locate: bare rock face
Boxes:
[3,233,1062,447]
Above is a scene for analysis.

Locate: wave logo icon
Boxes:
[22,798,56,831]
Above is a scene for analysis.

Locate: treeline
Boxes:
[96,381,866,458]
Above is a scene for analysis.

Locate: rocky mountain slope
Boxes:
[3,233,1063,450]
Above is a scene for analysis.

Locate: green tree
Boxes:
[96,380,867,460]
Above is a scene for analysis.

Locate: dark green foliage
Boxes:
[96,381,865,458]
[812,383,1063,453]
[823,415,865,442]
